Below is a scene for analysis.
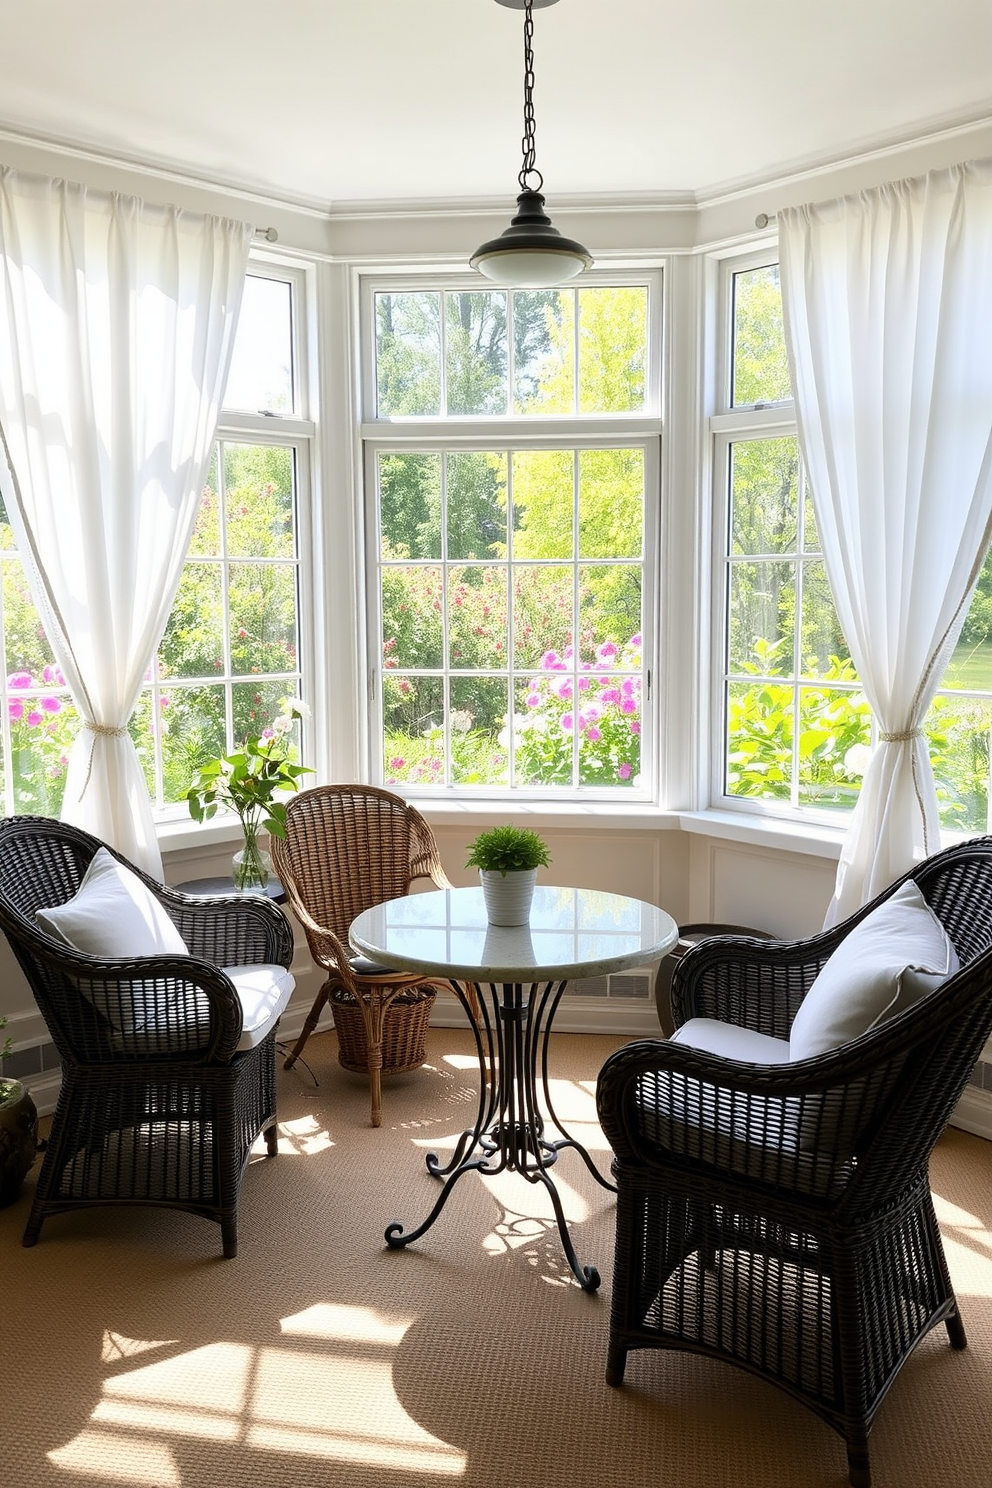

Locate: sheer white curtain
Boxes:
[0,169,251,876]
[779,159,992,926]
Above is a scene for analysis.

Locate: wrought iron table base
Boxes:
[384,977,614,1292]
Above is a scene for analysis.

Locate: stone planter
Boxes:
[0,1078,38,1209]
[480,868,538,926]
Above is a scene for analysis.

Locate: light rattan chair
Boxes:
[596,836,992,1488]
[271,783,463,1127]
[0,815,293,1257]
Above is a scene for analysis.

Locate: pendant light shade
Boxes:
[472,0,592,288]
[471,189,592,287]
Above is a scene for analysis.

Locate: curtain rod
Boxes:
[254,227,279,242]
[754,213,775,229]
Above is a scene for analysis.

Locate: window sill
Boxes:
[677,809,845,860]
[417,798,681,833]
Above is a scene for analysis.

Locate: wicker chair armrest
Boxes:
[278,886,357,986]
[39,942,246,1063]
[159,885,293,969]
[670,927,852,1037]
[596,1033,906,1196]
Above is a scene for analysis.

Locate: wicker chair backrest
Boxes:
[0,815,251,1066]
[272,784,445,943]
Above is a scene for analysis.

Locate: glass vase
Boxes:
[232,823,272,894]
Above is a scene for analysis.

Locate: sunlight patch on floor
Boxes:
[102,1332,179,1364]
[275,1113,335,1155]
[280,1302,411,1346]
[933,1188,992,1296]
[48,1428,181,1485]
[50,1318,466,1483]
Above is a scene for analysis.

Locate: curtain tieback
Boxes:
[78,720,130,802]
[878,728,923,742]
[81,721,128,738]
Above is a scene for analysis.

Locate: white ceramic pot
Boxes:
[479,867,538,926]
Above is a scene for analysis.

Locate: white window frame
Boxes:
[358,268,664,802]
[709,246,867,829]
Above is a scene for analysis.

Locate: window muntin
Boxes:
[718,255,992,832]
[369,276,656,798]
[0,263,308,821]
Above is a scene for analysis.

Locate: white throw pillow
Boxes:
[36,847,189,960]
[789,879,959,1061]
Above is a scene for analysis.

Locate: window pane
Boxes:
[379,452,442,560]
[728,561,796,675]
[578,286,647,412]
[3,557,58,679]
[190,450,221,556]
[732,264,791,407]
[451,676,508,786]
[224,275,294,415]
[928,696,992,833]
[513,289,573,413]
[730,438,800,555]
[942,545,992,688]
[448,566,508,669]
[232,678,294,745]
[382,676,444,785]
[512,565,573,668]
[447,451,507,560]
[578,672,641,786]
[158,684,226,806]
[229,563,298,677]
[513,673,573,786]
[8,685,76,816]
[381,566,443,669]
[224,444,296,559]
[800,561,853,678]
[579,448,643,558]
[726,679,793,800]
[375,292,441,416]
[511,449,574,561]
[445,291,508,414]
[159,563,224,679]
[578,566,642,664]
[797,686,871,810]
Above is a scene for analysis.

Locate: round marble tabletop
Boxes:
[349,884,678,984]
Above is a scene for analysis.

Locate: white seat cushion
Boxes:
[224,964,295,1050]
[671,1018,793,1065]
[789,879,959,1061]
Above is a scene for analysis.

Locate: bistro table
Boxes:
[349,883,677,1292]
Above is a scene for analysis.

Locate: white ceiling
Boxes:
[1,0,991,210]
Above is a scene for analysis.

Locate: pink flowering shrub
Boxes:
[5,667,77,814]
[511,633,642,786]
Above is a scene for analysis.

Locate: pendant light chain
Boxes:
[518,0,544,194]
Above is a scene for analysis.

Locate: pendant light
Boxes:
[470,0,592,288]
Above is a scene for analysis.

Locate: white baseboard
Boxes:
[948,1085,992,1142]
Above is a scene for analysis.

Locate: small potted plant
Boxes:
[0,1014,38,1209]
[465,824,551,926]
[186,697,313,892]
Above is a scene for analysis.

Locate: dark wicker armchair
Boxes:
[0,815,294,1257]
[596,836,992,1488]
[272,784,462,1127]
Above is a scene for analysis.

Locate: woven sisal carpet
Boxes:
[4,1027,992,1488]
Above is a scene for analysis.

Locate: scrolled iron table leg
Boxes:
[385,976,606,1291]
